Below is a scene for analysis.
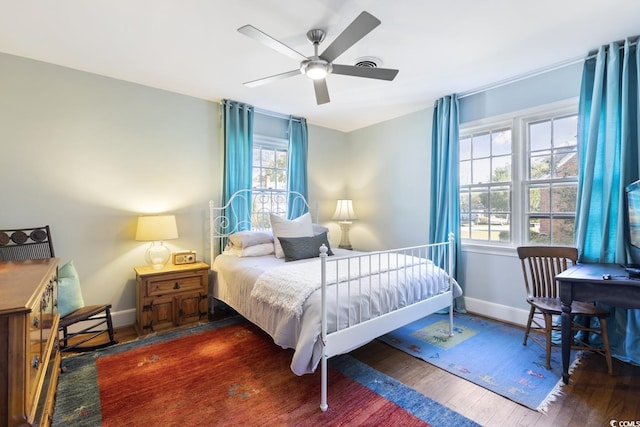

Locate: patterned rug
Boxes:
[379,313,581,412]
[53,317,479,426]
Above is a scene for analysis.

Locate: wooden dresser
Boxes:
[134,262,209,335]
[0,258,60,427]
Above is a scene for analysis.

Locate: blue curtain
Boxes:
[221,99,254,235]
[430,94,465,311]
[575,37,640,364]
[287,116,309,219]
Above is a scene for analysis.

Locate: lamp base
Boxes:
[338,222,353,250]
[146,241,170,270]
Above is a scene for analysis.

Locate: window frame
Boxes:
[252,135,289,192]
[459,120,514,246]
[459,98,579,255]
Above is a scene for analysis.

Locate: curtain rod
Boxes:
[585,37,638,60]
[254,107,304,123]
[221,100,305,123]
[458,56,584,99]
[459,37,638,100]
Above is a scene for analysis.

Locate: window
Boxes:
[252,136,288,191]
[459,102,578,247]
[525,114,578,245]
[459,127,512,242]
[251,136,289,228]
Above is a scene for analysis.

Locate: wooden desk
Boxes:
[556,263,640,384]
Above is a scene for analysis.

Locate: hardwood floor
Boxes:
[65,316,640,427]
[351,340,640,426]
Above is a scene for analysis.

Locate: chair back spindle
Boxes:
[518,246,577,300]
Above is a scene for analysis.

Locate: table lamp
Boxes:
[332,199,358,250]
[136,215,179,269]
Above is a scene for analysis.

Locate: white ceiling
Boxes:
[1,1,639,132]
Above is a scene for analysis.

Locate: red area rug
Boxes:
[54,318,479,426]
[95,322,424,426]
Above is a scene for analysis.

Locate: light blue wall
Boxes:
[0,52,345,327]
[349,62,584,324]
[457,62,582,320]
[0,48,586,327]
[347,109,432,251]
[254,112,289,140]
[460,62,582,123]
[0,53,220,323]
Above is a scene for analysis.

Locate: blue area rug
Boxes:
[379,313,580,412]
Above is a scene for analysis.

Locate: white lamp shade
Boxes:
[332,200,358,221]
[135,215,179,241]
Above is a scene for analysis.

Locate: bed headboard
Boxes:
[208,189,311,260]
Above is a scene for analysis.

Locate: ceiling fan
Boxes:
[238,11,399,105]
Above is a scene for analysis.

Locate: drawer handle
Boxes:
[32,355,40,369]
[173,282,180,290]
[33,316,39,328]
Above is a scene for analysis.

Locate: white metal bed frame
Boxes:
[209,189,455,412]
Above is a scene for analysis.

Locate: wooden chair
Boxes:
[517,246,613,373]
[0,226,117,352]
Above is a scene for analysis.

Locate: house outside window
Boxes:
[525,114,578,245]
[459,101,578,248]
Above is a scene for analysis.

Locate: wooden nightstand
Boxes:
[134,262,209,335]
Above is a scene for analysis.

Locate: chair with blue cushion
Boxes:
[0,225,117,352]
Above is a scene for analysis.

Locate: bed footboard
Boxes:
[318,234,456,411]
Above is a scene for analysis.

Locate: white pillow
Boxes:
[227,231,273,248]
[270,212,314,259]
[224,242,274,257]
[312,223,329,236]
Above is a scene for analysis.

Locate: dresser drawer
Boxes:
[1,258,60,427]
[144,270,206,297]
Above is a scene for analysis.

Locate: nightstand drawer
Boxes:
[145,273,205,297]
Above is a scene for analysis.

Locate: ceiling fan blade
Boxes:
[332,64,399,81]
[238,25,308,62]
[320,11,381,63]
[313,79,330,105]
[243,69,301,88]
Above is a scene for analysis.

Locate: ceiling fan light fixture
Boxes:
[300,60,332,80]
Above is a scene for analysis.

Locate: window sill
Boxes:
[461,242,517,258]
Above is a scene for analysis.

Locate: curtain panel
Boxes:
[221,99,254,237]
[575,37,640,364]
[430,94,465,311]
[287,116,309,219]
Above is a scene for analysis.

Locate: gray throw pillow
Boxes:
[277,232,334,262]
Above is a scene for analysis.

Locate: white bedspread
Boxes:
[212,250,462,375]
[251,253,428,319]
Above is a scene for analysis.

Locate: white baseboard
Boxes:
[111,308,136,329]
[463,297,529,327]
[105,301,527,333]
